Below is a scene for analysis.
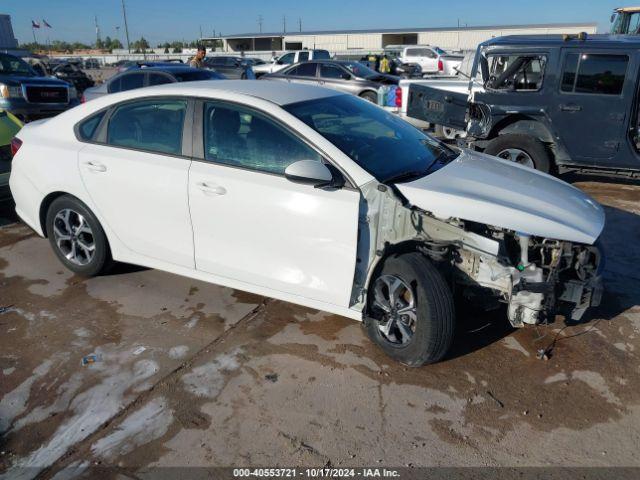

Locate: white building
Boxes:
[212,22,598,54]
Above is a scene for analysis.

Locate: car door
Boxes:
[78,98,195,267]
[549,49,634,166]
[188,100,360,308]
[318,63,353,93]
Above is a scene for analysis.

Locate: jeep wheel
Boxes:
[484,134,551,173]
[365,253,455,366]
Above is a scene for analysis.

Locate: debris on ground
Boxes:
[81,354,102,366]
[265,373,278,383]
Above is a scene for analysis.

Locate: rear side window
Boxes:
[77,111,105,141]
[298,51,309,62]
[107,99,187,155]
[287,63,317,77]
[561,53,628,95]
[314,50,330,60]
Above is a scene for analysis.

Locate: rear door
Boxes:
[78,97,194,267]
[550,49,634,166]
[407,83,468,129]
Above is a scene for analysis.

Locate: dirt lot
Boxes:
[1,178,640,479]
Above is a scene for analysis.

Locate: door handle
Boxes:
[559,104,582,112]
[83,161,107,172]
[196,182,226,196]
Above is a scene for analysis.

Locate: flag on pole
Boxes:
[31,20,40,29]
[42,19,52,28]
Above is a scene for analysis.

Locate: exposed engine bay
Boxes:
[352,181,603,327]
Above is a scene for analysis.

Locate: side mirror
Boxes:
[285,160,339,188]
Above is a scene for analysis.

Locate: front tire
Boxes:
[45,195,112,277]
[484,134,551,173]
[365,253,455,366]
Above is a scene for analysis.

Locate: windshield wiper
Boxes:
[384,170,427,184]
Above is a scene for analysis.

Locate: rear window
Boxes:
[561,53,628,95]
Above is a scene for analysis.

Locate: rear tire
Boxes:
[359,91,377,103]
[484,134,551,173]
[365,252,455,366]
[45,195,112,277]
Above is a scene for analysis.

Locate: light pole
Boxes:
[121,0,131,53]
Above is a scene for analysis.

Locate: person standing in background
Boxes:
[379,55,391,74]
[189,46,207,68]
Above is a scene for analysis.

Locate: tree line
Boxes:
[20,37,223,54]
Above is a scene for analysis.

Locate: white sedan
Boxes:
[9,80,604,366]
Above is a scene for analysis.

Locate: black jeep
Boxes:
[407,34,640,176]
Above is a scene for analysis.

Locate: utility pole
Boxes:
[121,0,131,53]
[258,15,263,33]
[199,25,203,41]
[94,15,101,46]
[282,15,286,33]
[298,17,302,32]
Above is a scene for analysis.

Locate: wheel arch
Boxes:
[489,115,555,144]
[39,191,68,238]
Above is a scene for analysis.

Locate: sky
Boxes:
[6,0,626,46]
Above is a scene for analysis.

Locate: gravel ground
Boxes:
[1,179,640,479]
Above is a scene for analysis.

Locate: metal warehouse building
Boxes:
[212,22,598,54]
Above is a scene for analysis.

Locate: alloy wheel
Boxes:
[496,148,535,168]
[52,208,95,266]
[372,274,417,346]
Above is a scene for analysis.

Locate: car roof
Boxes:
[114,79,342,105]
[482,34,640,49]
[123,65,203,74]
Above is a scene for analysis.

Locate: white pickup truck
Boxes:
[391,51,474,138]
[252,49,331,77]
[384,45,464,76]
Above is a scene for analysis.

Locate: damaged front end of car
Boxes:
[351,179,604,328]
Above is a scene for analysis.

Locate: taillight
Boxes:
[438,59,444,71]
[10,137,22,157]
[395,86,402,107]
[80,94,86,104]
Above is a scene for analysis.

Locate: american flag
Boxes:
[42,19,52,28]
[31,20,40,29]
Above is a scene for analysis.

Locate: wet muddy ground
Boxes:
[1,179,640,479]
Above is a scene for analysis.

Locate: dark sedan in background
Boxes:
[82,65,225,102]
[202,56,256,79]
[51,62,95,93]
[261,59,399,103]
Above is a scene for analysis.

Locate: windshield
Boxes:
[284,95,458,183]
[0,54,35,76]
[343,61,379,78]
[173,70,225,81]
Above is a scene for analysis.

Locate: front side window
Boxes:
[486,54,547,91]
[287,63,317,77]
[203,102,322,174]
[107,99,187,155]
[561,53,628,95]
[0,53,35,76]
[279,53,295,64]
[284,95,457,183]
[320,64,347,79]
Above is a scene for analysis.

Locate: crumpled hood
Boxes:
[395,150,605,244]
